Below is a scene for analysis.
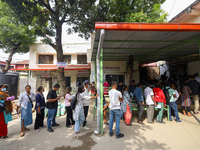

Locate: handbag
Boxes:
[0,101,6,112]
[26,94,33,108]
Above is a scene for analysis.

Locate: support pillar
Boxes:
[100,49,103,135]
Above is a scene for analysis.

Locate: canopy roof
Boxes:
[91,22,200,63]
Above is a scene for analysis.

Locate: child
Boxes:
[64,87,75,128]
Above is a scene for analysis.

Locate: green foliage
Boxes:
[0,1,36,53]
[104,0,167,23]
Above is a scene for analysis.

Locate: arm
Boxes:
[119,92,123,101]
[140,89,144,104]
[151,95,157,106]
[48,97,60,102]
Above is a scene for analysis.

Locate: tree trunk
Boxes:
[126,55,133,86]
[2,42,22,72]
[55,23,66,94]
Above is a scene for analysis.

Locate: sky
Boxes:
[0,0,196,62]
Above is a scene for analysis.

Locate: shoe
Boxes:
[177,120,184,123]
[42,125,46,128]
[169,119,173,122]
[109,132,113,137]
[126,123,132,126]
[83,126,90,130]
[156,120,165,124]
[52,123,60,127]
[194,112,199,114]
[47,127,54,132]
[138,121,145,125]
[104,122,109,125]
[116,134,124,139]
[35,129,40,132]
[86,122,91,126]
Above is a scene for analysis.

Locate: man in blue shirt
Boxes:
[133,83,144,125]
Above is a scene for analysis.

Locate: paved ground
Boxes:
[1,102,200,150]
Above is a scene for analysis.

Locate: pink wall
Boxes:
[15,64,29,69]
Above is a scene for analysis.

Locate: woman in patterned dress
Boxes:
[122,85,132,126]
[179,80,192,117]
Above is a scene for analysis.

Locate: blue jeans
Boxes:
[109,109,121,136]
[168,102,180,121]
[47,108,57,128]
[75,108,84,132]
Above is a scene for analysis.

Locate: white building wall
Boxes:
[187,61,200,75]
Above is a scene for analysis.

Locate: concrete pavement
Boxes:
[1,103,200,150]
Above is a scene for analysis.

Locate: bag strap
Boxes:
[26,94,33,104]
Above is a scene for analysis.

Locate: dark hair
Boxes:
[25,85,31,89]
[131,80,135,83]
[74,86,84,105]
[146,82,150,87]
[54,83,60,88]
[0,85,4,88]
[191,75,195,79]
[112,81,117,86]
[194,73,199,77]
[92,81,95,84]
[180,79,186,93]
[37,86,43,92]
[122,85,127,95]
[4,84,9,89]
[136,83,142,87]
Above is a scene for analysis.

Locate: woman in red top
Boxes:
[153,83,166,124]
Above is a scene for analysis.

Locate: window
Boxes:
[39,55,53,64]
[77,55,87,64]
[63,55,71,64]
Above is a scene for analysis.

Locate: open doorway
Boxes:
[106,75,125,85]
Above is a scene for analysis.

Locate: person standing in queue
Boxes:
[82,80,92,130]
[109,81,124,139]
[34,86,46,131]
[17,85,36,137]
[47,84,61,132]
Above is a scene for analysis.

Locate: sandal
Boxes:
[20,132,25,137]
[24,128,30,131]
[188,114,193,117]
[0,135,8,139]
[75,131,81,134]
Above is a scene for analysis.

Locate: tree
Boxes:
[0,0,52,72]
[3,0,167,91]
[2,0,104,93]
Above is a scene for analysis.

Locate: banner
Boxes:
[78,70,88,75]
[57,62,67,68]
[42,71,50,78]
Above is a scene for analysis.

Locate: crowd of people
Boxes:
[0,72,200,139]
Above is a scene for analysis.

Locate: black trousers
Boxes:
[34,109,44,130]
[83,106,89,127]
[65,106,75,127]
[137,101,144,121]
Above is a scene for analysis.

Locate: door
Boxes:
[65,77,71,87]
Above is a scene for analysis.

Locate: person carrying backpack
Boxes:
[164,82,183,123]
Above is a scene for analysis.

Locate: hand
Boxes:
[142,102,144,105]
[131,99,132,102]
[164,104,166,107]
[57,96,61,100]
[37,109,41,114]
[155,102,157,106]
[69,99,72,102]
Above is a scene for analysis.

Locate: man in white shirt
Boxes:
[109,81,124,139]
[82,80,92,130]
[144,83,156,124]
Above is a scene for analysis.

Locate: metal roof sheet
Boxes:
[92,22,200,63]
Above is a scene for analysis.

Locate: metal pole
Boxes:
[95,60,97,86]
[100,49,103,135]
[94,29,105,135]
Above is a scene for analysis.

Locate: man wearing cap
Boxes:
[82,80,92,130]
